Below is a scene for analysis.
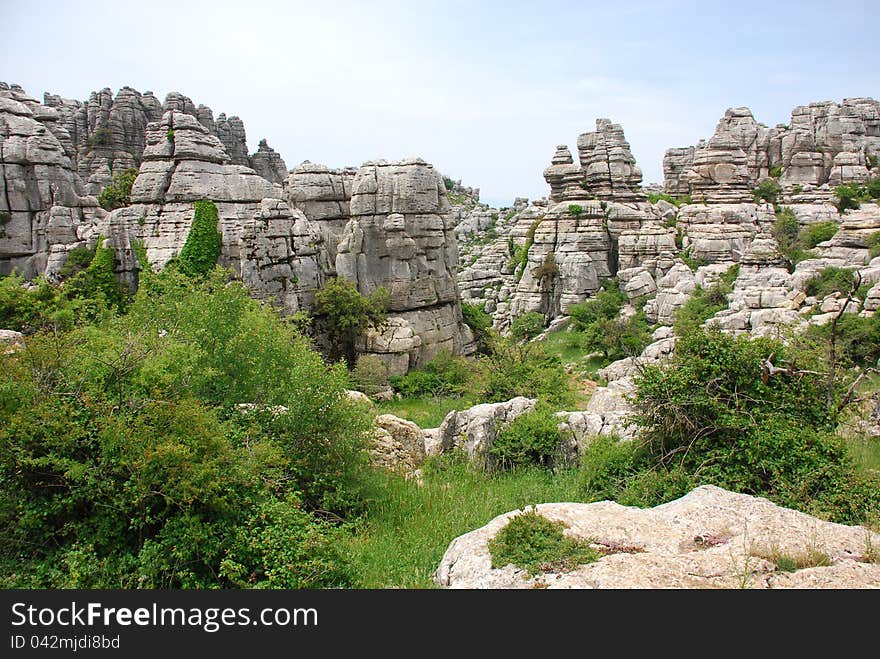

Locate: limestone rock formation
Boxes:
[0,83,103,279]
[667,98,880,200]
[426,396,536,461]
[285,162,356,266]
[371,414,426,476]
[578,119,644,201]
[249,139,288,185]
[335,158,473,373]
[214,113,250,167]
[435,485,880,589]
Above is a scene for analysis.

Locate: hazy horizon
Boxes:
[3,0,878,208]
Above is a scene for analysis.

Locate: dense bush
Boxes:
[177,200,222,277]
[569,279,626,331]
[0,267,373,587]
[480,340,574,408]
[312,277,389,368]
[805,312,880,368]
[488,509,599,576]
[605,327,880,524]
[97,168,138,211]
[390,350,474,398]
[646,192,691,207]
[350,355,390,396]
[800,221,839,248]
[804,267,856,299]
[489,404,565,469]
[510,311,545,341]
[753,178,782,204]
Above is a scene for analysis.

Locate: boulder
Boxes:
[435,485,880,588]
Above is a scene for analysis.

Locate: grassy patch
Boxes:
[376,394,480,428]
[751,545,831,572]
[488,508,600,576]
[346,461,583,587]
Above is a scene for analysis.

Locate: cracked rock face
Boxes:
[249,138,288,185]
[286,162,356,268]
[435,485,880,589]
[0,83,103,279]
[335,158,473,373]
[667,98,880,200]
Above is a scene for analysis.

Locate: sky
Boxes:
[2,0,878,207]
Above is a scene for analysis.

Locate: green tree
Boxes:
[312,277,389,368]
[97,168,138,211]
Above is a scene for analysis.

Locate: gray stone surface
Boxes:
[435,485,880,589]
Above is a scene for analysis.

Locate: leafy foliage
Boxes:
[480,339,575,408]
[567,279,651,361]
[177,200,222,278]
[350,355,389,396]
[673,265,738,337]
[461,301,493,354]
[646,192,691,207]
[97,168,138,211]
[804,267,856,299]
[753,178,782,204]
[312,277,389,368]
[613,327,880,524]
[0,267,374,587]
[490,404,564,469]
[488,509,600,576]
[510,311,545,341]
[390,350,473,398]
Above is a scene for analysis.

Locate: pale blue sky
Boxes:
[2,0,877,207]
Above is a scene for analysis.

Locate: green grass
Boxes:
[539,330,606,370]
[846,436,880,474]
[376,394,480,428]
[346,461,583,588]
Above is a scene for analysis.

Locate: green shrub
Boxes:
[568,204,584,217]
[312,277,389,368]
[799,221,839,249]
[646,192,691,207]
[753,178,782,204]
[487,509,600,576]
[87,126,112,148]
[868,176,880,199]
[569,280,626,331]
[443,176,455,191]
[97,168,138,211]
[59,244,97,280]
[510,311,545,341]
[178,200,222,278]
[792,184,804,195]
[166,129,175,143]
[490,404,564,469]
[769,164,783,179]
[480,339,574,407]
[350,355,389,396]
[461,301,493,354]
[390,350,473,398]
[673,265,738,337]
[0,266,375,587]
[515,218,544,281]
[804,267,856,299]
[805,313,880,368]
[623,327,879,524]
[834,183,866,212]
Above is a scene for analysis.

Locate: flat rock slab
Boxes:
[435,485,880,589]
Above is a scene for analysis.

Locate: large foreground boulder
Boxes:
[435,485,880,588]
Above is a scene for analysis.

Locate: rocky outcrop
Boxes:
[0,83,103,279]
[435,485,880,589]
[371,414,426,476]
[214,113,250,167]
[0,329,26,355]
[578,119,644,201]
[335,158,473,373]
[668,98,880,199]
[285,162,356,266]
[558,377,637,446]
[663,145,696,196]
[102,110,279,287]
[426,396,536,462]
[249,139,288,185]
